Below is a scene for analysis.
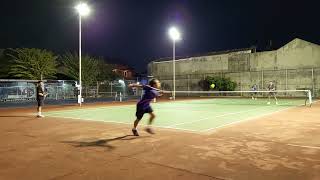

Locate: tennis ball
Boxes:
[210,84,215,89]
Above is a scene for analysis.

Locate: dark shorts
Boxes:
[37,97,44,107]
[136,105,153,120]
[269,92,276,96]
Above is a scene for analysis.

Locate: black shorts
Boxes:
[37,97,44,107]
[135,105,153,120]
[269,92,276,96]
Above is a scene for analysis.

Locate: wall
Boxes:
[149,38,320,96]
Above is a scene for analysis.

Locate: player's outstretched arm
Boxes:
[158,90,164,97]
[144,85,164,92]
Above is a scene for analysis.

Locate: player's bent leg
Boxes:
[148,112,156,125]
[37,106,44,118]
[274,95,278,105]
[133,111,143,136]
[145,112,156,134]
[134,118,141,129]
[132,119,141,136]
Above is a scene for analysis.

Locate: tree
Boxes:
[0,49,14,78]
[8,48,57,80]
[96,58,121,81]
[61,52,100,95]
[61,53,124,97]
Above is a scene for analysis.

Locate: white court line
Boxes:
[45,99,217,114]
[45,100,319,134]
[201,100,320,133]
[46,105,135,114]
[46,115,202,134]
[168,103,286,127]
[46,98,232,115]
[201,106,295,132]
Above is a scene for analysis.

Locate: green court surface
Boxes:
[44,98,307,132]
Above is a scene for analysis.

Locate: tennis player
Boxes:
[129,79,162,136]
[267,81,278,105]
[251,84,258,100]
[36,81,47,118]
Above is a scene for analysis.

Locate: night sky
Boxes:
[1,0,319,72]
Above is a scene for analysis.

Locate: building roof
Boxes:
[151,38,320,63]
[113,64,135,71]
[153,47,256,62]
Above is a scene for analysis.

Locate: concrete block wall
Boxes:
[149,38,320,97]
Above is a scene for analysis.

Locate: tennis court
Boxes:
[44,98,308,133]
[0,97,319,180]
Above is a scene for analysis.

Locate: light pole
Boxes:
[75,3,90,106]
[168,27,181,100]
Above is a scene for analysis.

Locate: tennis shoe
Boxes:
[145,127,155,135]
[132,129,139,136]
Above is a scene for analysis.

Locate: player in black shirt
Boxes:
[267,81,278,105]
[36,81,46,117]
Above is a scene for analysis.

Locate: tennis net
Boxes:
[160,90,313,107]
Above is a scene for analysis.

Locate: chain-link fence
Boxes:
[0,80,77,102]
[154,67,320,97]
[85,80,143,101]
[0,79,147,103]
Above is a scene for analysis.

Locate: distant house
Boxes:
[112,65,136,80]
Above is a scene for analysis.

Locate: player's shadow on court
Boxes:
[62,135,145,150]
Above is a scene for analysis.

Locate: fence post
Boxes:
[56,86,58,100]
[187,74,190,96]
[110,82,113,97]
[261,70,264,89]
[285,69,288,90]
[96,81,99,98]
[312,68,314,97]
[240,73,243,96]
[63,80,65,99]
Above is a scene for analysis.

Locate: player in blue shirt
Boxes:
[129,79,162,136]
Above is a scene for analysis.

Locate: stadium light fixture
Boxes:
[169,27,181,41]
[75,3,90,17]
